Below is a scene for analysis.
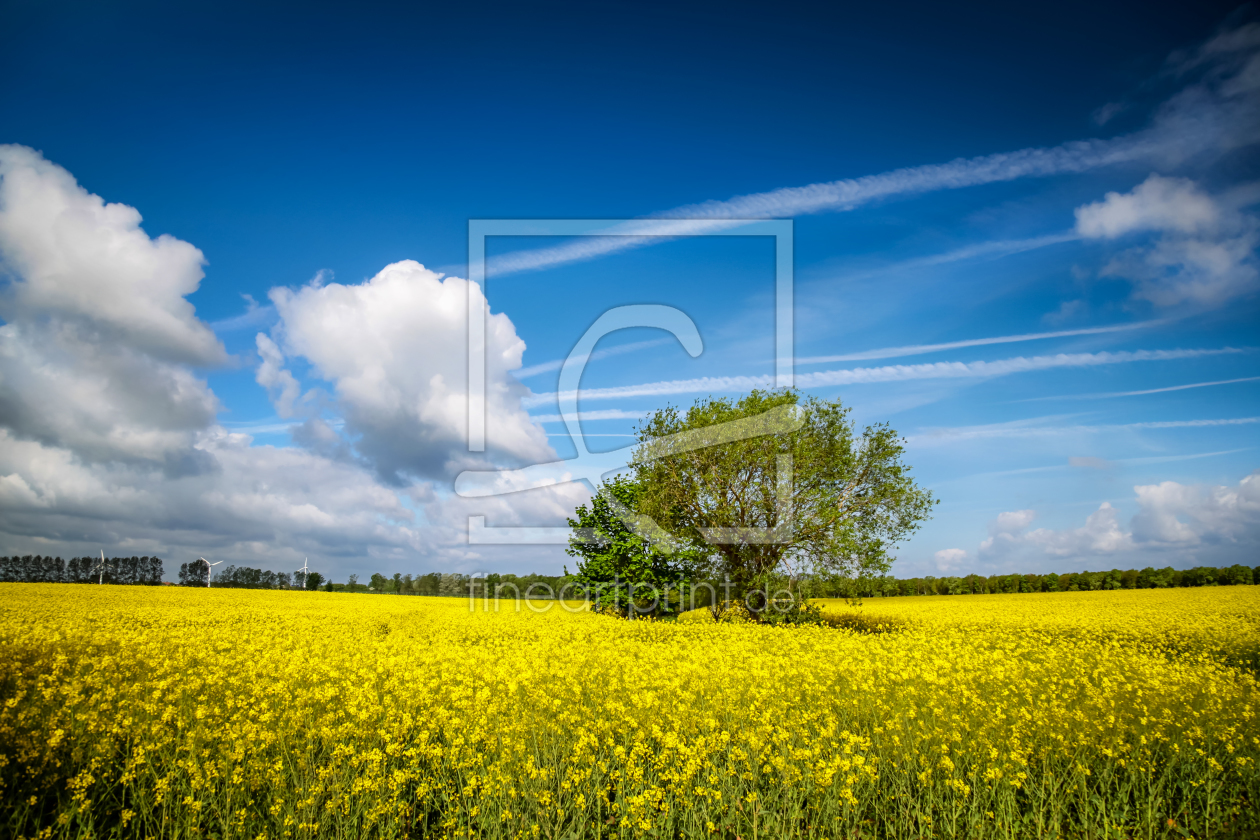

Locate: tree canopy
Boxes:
[629,389,936,602]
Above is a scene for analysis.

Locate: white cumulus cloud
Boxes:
[980,503,1133,559]
[933,548,969,571]
[254,333,302,419]
[0,144,225,365]
[974,470,1260,566]
[1131,471,1260,546]
[266,260,554,483]
[1075,173,1260,307]
[0,147,579,576]
[0,145,225,469]
[1074,174,1221,238]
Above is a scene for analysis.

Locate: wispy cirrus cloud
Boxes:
[514,337,674,379]
[909,416,1260,446]
[528,409,647,423]
[485,27,1260,279]
[523,347,1246,407]
[796,319,1165,365]
[798,348,1245,389]
[1022,375,1260,401]
[934,448,1252,483]
[486,136,1158,277]
[210,294,276,332]
[821,232,1082,286]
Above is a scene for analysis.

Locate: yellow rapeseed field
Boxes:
[1,584,1257,839]
[815,588,1260,669]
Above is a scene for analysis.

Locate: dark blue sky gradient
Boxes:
[2,0,1243,313]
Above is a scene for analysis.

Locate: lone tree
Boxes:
[632,389,935,603]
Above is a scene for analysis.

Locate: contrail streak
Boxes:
[1023,375,1260,401]
[490,130,1172,277]
[522,347,1243,407]
[796,320,1165,365]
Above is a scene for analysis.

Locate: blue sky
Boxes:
[0,0,1257,579]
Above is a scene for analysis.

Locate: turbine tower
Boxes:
[298,557,310,590]
[91,550,113,585]
[197,557,223,587]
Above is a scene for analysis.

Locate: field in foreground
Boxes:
[1,586,1257,839]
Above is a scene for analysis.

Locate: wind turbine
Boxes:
[298,557,310,590]
[91,550,113,585]
[198,557,223,587]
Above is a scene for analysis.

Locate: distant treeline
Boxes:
[201,570,573,596]
[0,555,164,585]
[351,572,569,597]
[818,564,1259,599]
[179,563,326,589]
[5,558,1256,599]
[354,566,1260,600]
[179,568,569,596]
[187,564,295,589]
